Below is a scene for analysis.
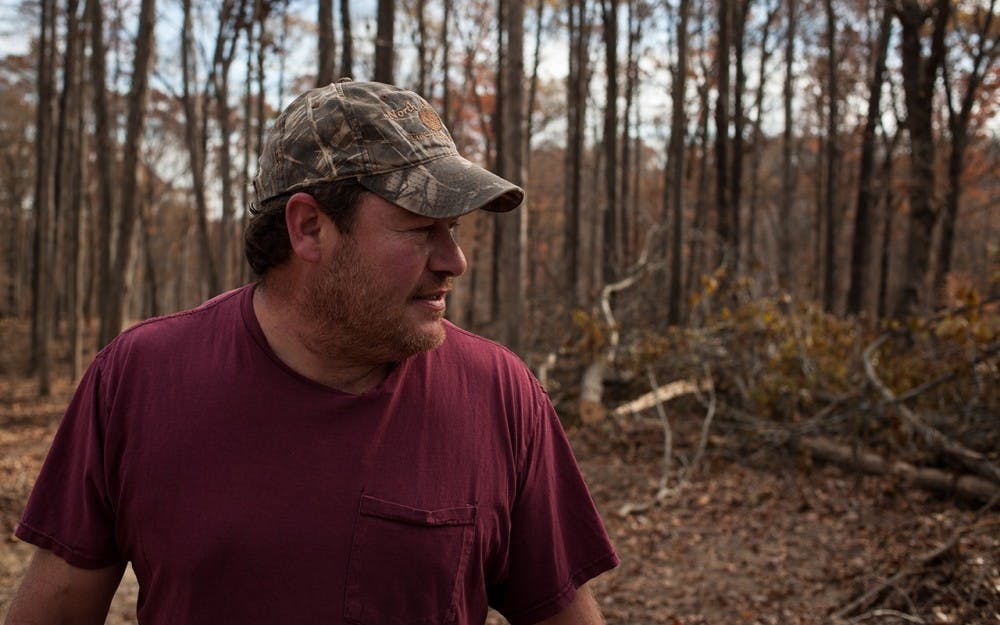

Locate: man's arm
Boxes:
[2,548,124,625]
[536,584,606,625]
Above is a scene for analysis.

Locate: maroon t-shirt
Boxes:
[17,285,618,625]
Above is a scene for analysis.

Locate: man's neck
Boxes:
[252,281,390,394]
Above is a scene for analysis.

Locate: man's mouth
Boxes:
[413,290,447,302]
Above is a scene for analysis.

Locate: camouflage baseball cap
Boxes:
[254,79,524,218]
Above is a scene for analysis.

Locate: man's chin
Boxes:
[390,319,446,360]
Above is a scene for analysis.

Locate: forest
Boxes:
[0,0,998,622]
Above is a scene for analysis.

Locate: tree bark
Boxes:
[340,0,354,78]
[847,6,892,316]
[892,0,950,317]
[714,0,732,270]
[821,0,839,313]
[495,0,526,353]
[731,0,750,274]
[601,0,620,284]
[210,0,247,291]
[667,0,691,326]
[374,0,395,83]
[565,0,590,306]
[936,0,997,306]
[86,0,117,347]
[416,0,427,96]
[181,0,220,298]
[102,0,156,344]
[31,0,57,394]
[778,0,797,292]
[317,0,336,85]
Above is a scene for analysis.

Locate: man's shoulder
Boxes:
[440,321,521,363]
[100,286,250,363]
[436,321,541,387]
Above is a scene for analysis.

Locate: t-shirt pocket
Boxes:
[344,494,477,625]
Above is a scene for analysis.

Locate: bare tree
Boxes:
[181,0,220,298]
[416,0,428,95]
[667,0,691,326]
[892,0,950,316]
[375,0,395,83]
[86,0,118,347]
[101,0,156,345]
[715,0,732,270]
[565,0,591,306]
[847,4,892,316]
[495,0,526,352]
[731,0,750,273]
[778,0,797,292]
[937,0,998,304]
[209,0,249,289]
[341,0,354,78]
[318,0,336,85]
[747,0,780,273]
[600,0,620,283]
[821,0,839,312]
[31,0,57,394]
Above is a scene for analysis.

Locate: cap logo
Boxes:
[384,101,420,120]
[419,108,444,131]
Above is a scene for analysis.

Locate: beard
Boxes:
[298,237,450,364]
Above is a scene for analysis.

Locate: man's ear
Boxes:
[285,192,326,263]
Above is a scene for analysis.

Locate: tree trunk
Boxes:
[58,0,85,380]
[821,0,839,313]
[601,0,620,284]
[847,6,891,316]
[714,0,731,270]
[778,0,797,292]
[31,0,57,395]
[340,0,354,78]
[892,0,950,317]
[441,0,452,128]
[318,0,336,85]
[374,0,395,83]
[103,0,156,344]
[181,0,220,297]
[667,0,690,326]
[210,0,246,291]
[936,0,997,306]
[747,1,779,277]
[730,0,749,274]
[565,0,589,306]
[416,0,427,96]
[877,131,900,321]
[495,0,526,353]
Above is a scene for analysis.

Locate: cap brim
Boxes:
[358,154,524,218]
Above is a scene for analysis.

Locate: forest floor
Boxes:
[1,320,998,624]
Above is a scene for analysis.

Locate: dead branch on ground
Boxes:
[828,494,1000,624]
[615,371,715,517]
[863,334,1000,485]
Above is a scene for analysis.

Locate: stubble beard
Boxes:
[299,238,448,364]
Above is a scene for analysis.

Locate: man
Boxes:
[4,79,618,625]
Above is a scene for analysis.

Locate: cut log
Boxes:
[797,435,1000,502]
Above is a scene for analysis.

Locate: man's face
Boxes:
[300,193,468,364]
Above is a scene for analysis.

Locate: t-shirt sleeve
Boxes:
[489,387,619,625]
[15,356,123,569]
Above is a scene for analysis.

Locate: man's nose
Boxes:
[429,225,467,278]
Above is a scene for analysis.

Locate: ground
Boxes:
[1,322,998,623]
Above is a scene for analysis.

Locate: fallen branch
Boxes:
[609,379,712,418]
[828,497,1000,624]
[578,227,664,423]
[797,436,1000,503]
[616,373,716,517]
[863,335,1000,486]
